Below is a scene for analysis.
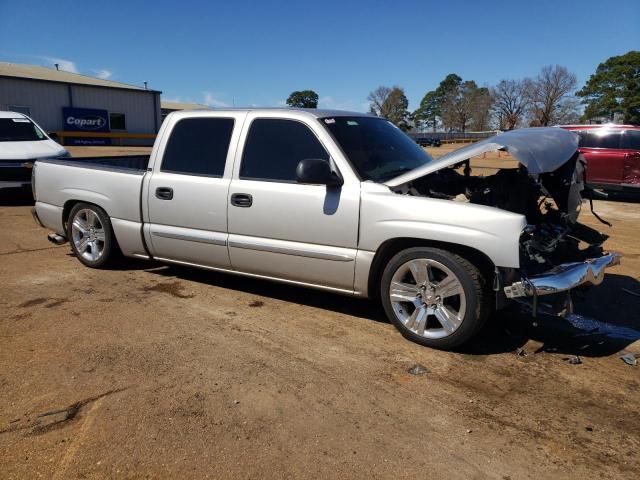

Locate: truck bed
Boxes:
[34,155,149,239]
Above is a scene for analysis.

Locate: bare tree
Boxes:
[491,79,529,130]
[368,85,410,130]
[526,65,578,126]
[367,86,393,116]
[553,96,581,125]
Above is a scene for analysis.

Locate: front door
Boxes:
[145,113,242,267]
[578,129,625,185]
[227,115,360,291]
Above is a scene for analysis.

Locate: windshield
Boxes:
[320,116,432,182]
[0,118,48,142]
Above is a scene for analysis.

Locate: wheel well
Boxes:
[62,200,108,231]
[62,200,81,231]
[367,238,495,300]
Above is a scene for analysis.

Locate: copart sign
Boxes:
[62,107,110,132]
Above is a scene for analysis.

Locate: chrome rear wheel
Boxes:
[71,208,106,262]
[67,203,115,268]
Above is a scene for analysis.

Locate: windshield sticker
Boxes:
[347,120,359,126]
[324,118,335,124]
[12,118,30,123]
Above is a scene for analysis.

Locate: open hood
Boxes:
[384,127,579,188]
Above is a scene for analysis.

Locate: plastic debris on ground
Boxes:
[563,355,582,365]
[407,364,429,375]
[619,351,639,366]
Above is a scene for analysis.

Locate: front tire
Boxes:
[67,203,115,268]
[380,247,490,350]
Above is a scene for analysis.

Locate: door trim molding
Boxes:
[228,234,355,262]
[151,227,227,246]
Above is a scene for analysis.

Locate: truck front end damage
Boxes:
[504,252,621,298]
[385,127,621,315]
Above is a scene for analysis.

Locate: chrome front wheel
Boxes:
[380,247,489,349]
[389,258,466,339]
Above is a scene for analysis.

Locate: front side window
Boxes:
[161,117,234,176]
[321,116,431,182]
[240,119,329,182]
[0,118,47,142]
[577,130,622,149]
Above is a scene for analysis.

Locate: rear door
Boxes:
[620,130,640,186]
[577,130,625,185]
[226,113,360,291]
[144,112,245,267]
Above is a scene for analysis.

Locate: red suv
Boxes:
[560,125,640,192]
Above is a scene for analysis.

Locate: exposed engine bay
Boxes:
[384,127,620,312]
[400,152,611,276]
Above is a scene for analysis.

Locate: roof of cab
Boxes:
[0,111,28,119]
[169,107,373,118]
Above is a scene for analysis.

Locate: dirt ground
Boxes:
[1,146,639,479]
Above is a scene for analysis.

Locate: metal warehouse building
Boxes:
[160,100,208,121]
[0,62,161,146]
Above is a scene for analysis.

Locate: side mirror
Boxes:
[296,158,343,187]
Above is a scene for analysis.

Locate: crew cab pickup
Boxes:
[32,109,620,349]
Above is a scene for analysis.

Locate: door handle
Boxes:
[230,193,252,207]
[155,187,173,200]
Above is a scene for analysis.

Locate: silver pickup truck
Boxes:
[32,108,620,349]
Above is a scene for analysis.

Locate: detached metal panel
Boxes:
[0,77,70,131]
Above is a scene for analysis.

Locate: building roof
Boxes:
[161,101,209,111]
[0,62,161,93]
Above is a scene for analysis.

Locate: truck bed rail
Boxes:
[36,155,150,174]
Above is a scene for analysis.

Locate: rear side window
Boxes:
[577,131,622,149]
[240,119,329,182]
[621,130,640,150]
[162,118,234,176]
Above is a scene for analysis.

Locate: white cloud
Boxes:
[93,69,113,79]
[203,91,230,108]
[42,56,78,73]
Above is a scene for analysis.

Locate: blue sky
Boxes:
[1,0,638,111]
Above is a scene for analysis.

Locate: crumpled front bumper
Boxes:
[504,252,621,298]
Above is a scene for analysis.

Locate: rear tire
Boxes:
[67,203,115,268]
[380,247,490,350]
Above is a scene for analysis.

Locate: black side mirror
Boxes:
[296,158,343,187]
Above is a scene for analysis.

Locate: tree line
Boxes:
[285,50,639,132]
